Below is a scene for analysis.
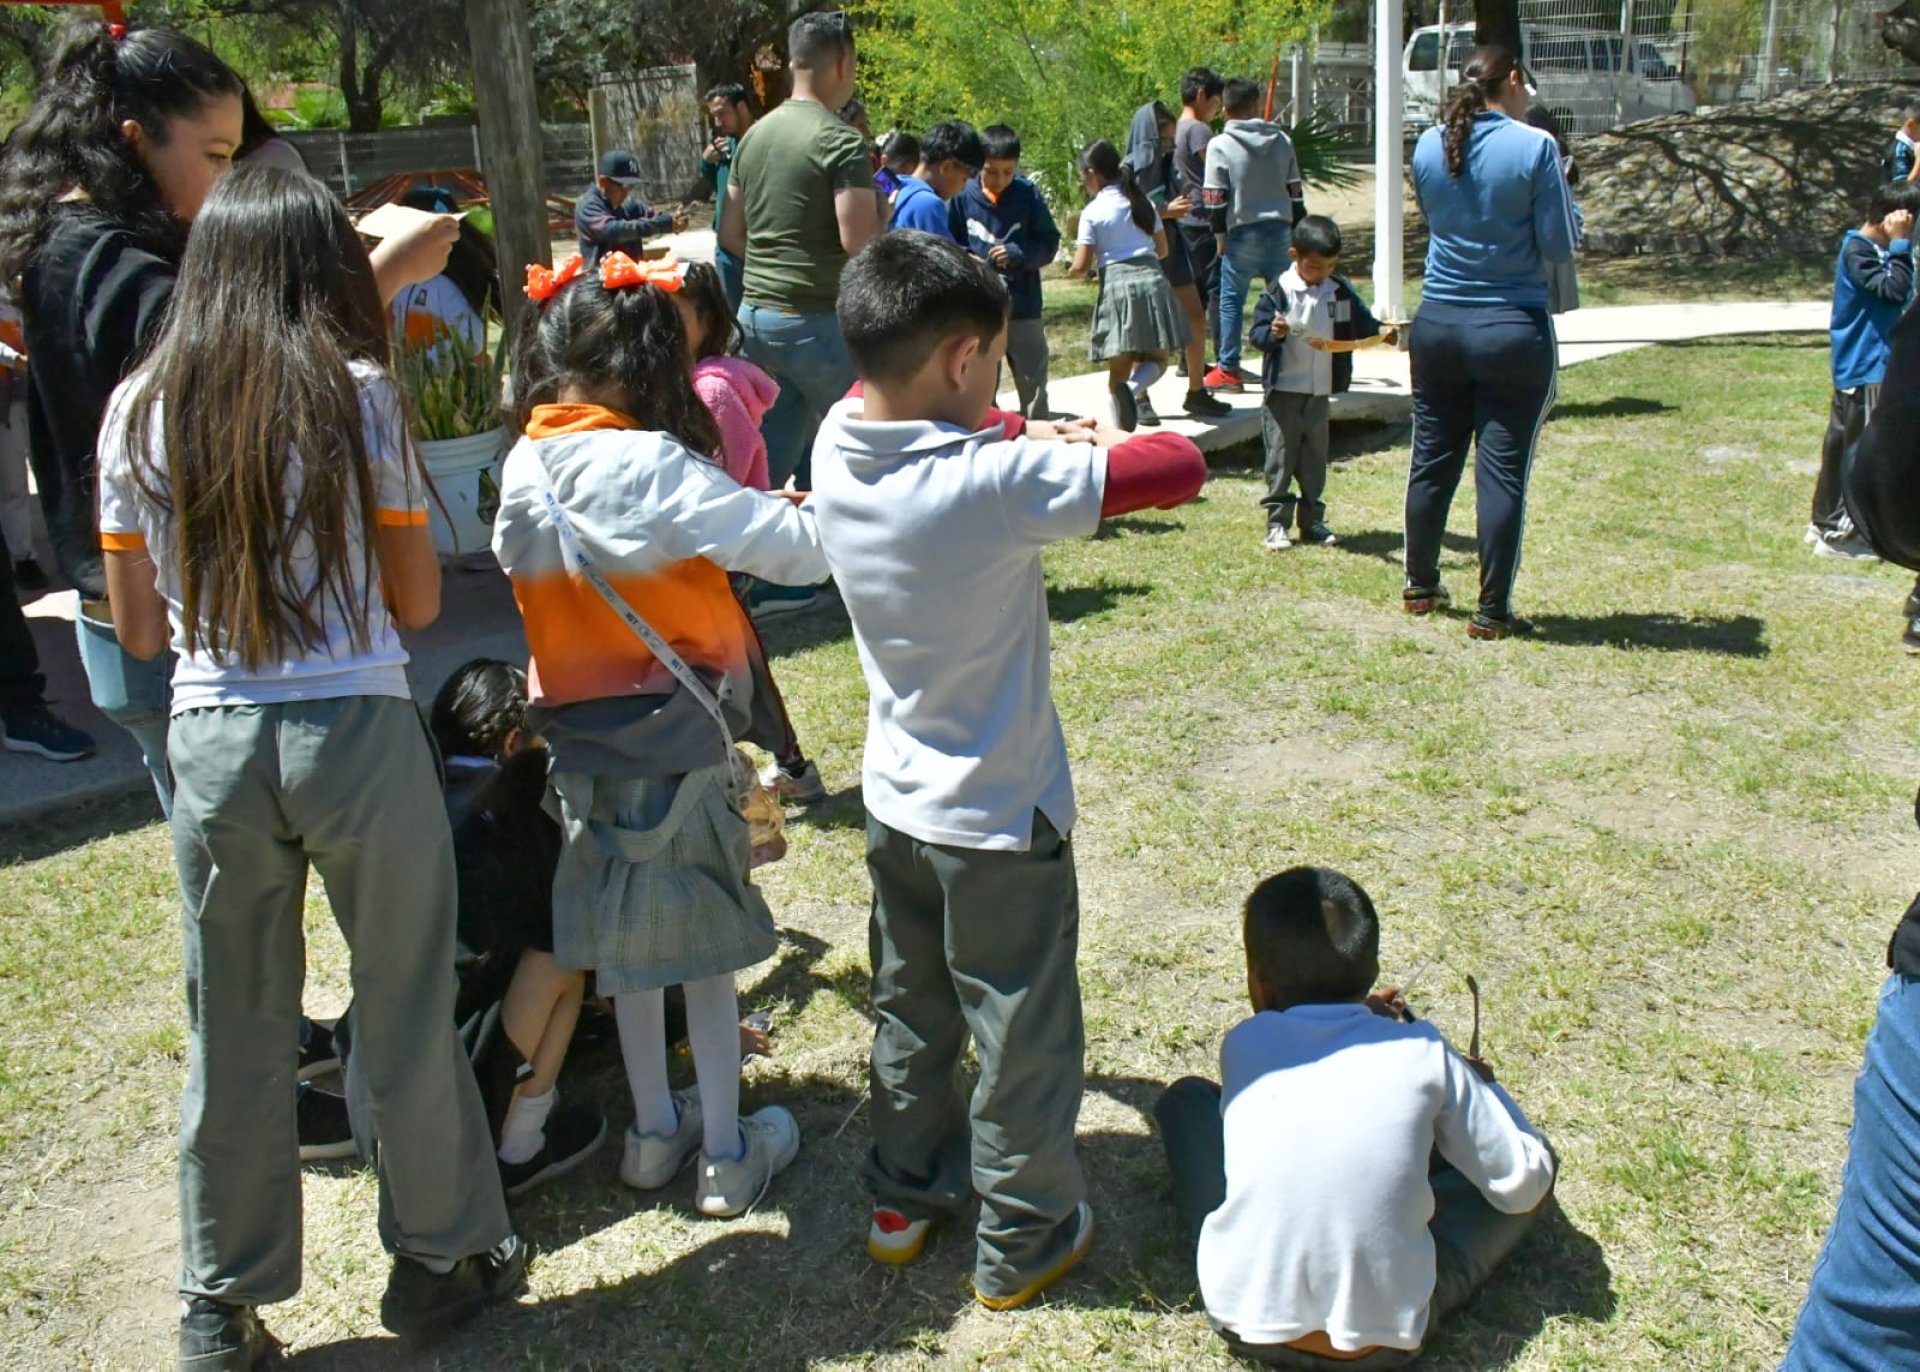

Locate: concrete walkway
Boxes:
[0,299,1827,834]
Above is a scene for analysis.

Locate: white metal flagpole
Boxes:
[1373,0,1406,322]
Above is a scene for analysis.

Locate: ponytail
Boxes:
[1079,139,1158,236]
[1442,44,1520,178]
[1116,165,1159,237]
[0,21,243,276]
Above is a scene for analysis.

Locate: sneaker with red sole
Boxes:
[1201,365,1243,394]
[867,1206,933,1265]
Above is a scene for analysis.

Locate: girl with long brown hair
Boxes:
[96,165,521,1366]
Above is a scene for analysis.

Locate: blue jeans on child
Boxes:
[1217,219,1294,374]
[76,609,172,812]
[735,304,857,491]
[1781,975,1920,1370]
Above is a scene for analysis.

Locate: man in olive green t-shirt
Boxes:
[719,11,880,490]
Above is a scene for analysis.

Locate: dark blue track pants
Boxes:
[1404,301,1557,619]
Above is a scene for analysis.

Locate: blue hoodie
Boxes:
[1831,228,1915,390]
[949,175,1061,321]
[1412,111,1577,310]
[889,175,958,241]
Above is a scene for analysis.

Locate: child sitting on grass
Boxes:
[809,230,1206,1309]
[1154,867,1556,1367]
[1247,215,1386,551]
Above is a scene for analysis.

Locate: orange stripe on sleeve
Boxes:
[100,531,147,551]
[377,508,429,528]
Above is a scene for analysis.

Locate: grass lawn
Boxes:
[6,331,1916,1370]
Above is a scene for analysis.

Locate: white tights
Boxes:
[616,975,742,1160]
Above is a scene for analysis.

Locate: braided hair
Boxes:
[1442,45,1521,178]
[431,659,529,761]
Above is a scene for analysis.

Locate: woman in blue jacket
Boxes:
[1404,47,1577,639]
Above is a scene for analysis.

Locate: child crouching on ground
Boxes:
[809,229,1207,1309]
[493,250,827,1218]
[1247,215,1386,551]
[1154,868,1556,1366]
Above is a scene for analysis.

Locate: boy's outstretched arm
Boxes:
[1101,431,1207,516]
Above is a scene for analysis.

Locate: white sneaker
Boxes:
[1264,527,1292,551]
[1812,532,1880,562]
[695,1105,801,1218]
[1134,393,1162,427]
[1803,522,1820,545]
[620,1088,703,1190]
[759,758,827,805]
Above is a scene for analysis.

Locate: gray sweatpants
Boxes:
[169,696,510,1305]
[1261,390,1331,533]
[1005,317,1051,419]
[863,810,1087,1301]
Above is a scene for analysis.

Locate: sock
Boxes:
[682,974,742,1160]
[497,1084,556,1165]
[1128,360,1163,396]
[615,990,679,1139]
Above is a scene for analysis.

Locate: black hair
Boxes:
[0,21,244,277]
[981,124,1021,163]
[837,230,1009,385]
[680,259,738,361]
[238,87,278,159]
[1904,103,1920,125]
[1222,77,1262,119]
[1079,139,1157,237]
[922,119,984,173]
[789,10,854,70]
[1868,181,1920,224]
[1243,867,1381,1005]
[431,658,529,761]
[879,130,920,172]
[704,82,751,109]
[400,188,500,320]
[1443,46,1521,177]
[513,268,723,459]
[1292,214,1342,258]
[1182,67,1225,106]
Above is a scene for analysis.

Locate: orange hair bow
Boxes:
[599,251,686,293]
[525,254,584,302]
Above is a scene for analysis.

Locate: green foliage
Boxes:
[853,0,1335,210]
[395,317,503,441]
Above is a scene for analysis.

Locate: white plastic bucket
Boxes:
[417,428,507,557]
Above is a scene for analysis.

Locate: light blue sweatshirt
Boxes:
[1412,111,1577,310]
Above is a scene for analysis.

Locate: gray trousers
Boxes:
[170,696,511,1305]
[1005,317,1051,418]
[863,810,1087,1301]
[1261,391,1331,532]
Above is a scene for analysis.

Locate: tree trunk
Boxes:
[337,21,384,132]
[465,0,550,350]
[1475,0,1522,55]
[1887,0,1920,67]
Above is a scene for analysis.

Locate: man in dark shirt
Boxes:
[574,150,686,267]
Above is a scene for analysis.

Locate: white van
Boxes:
[1402,24,1696,137]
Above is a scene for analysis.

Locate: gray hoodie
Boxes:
[1202,119,1306,231]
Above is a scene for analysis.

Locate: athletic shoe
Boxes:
[296,1079,356,1163]
[297,1016,339,1082]
[12,557,47,593]
[1906,586,1920,620]
[746,581,825,620]
[179,1297,278,1371]
[1301,523,1338,546]
[0,702,94,762]
[1402,583,1451,615]
[500,1103,608,1199]
[867,1206,933,1266]
[1904,616,1920,656]
[761,758,827,805]
[695,1105,801,1218]
[380,1234,527,1343]
[1264,527,1292,552]
[1183,389,1231,418]
[620,1087,703,1190]
[1803,523,1820,546]
[1109,384,1138,432]
[1134,393,1162,427]
[1467,611,1536,641]
[1812,531,1880,562]
[1201,365,1243,393]
[975,1202,1096,1311]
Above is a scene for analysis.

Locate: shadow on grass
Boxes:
[0,786,161,866]
[1330,529,1478,565]
[750,595,853,661]
[1532,611,1768,657]
[1095,514,1186,540]
[1549,396,1678,422]
[1048,581,1152,623]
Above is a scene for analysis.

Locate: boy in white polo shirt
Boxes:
[1154,867,1556,1366]
[810,229,1206,1310]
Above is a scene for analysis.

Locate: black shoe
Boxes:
[1906,587,1920,621]
[500,1103,608,1199]
[179,1297,277,1371]
[1135,393,1162,427]
[0,701,94,761]
[1905,615,1920,655]
[1183,389,1231,418]
[296,1079,356,1163]
[381,1234,529,1343]
[1402,584,1451,615]
[1109,384,1138,433]
[297,1016,339,1082]
[1468,611,1536,641]
[12,557,47,593]
[1300,523,1338,546]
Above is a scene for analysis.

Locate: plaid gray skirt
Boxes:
[548,762,777,996]
[1088,255,1191,361]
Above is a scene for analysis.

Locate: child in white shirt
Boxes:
[1154,867,1556,1367]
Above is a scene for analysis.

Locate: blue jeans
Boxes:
[715,246,745,316]
[1782,975,1920,1370]
[76,610,172,812]
[1217,219,1294,373]
[736,304,856,491]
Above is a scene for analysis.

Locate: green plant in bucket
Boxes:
[394,313,502,442]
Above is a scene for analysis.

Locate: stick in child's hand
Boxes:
[1466,974,1482,1061]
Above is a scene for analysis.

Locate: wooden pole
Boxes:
[464,0,549,350]
[1374,0,1405,322]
